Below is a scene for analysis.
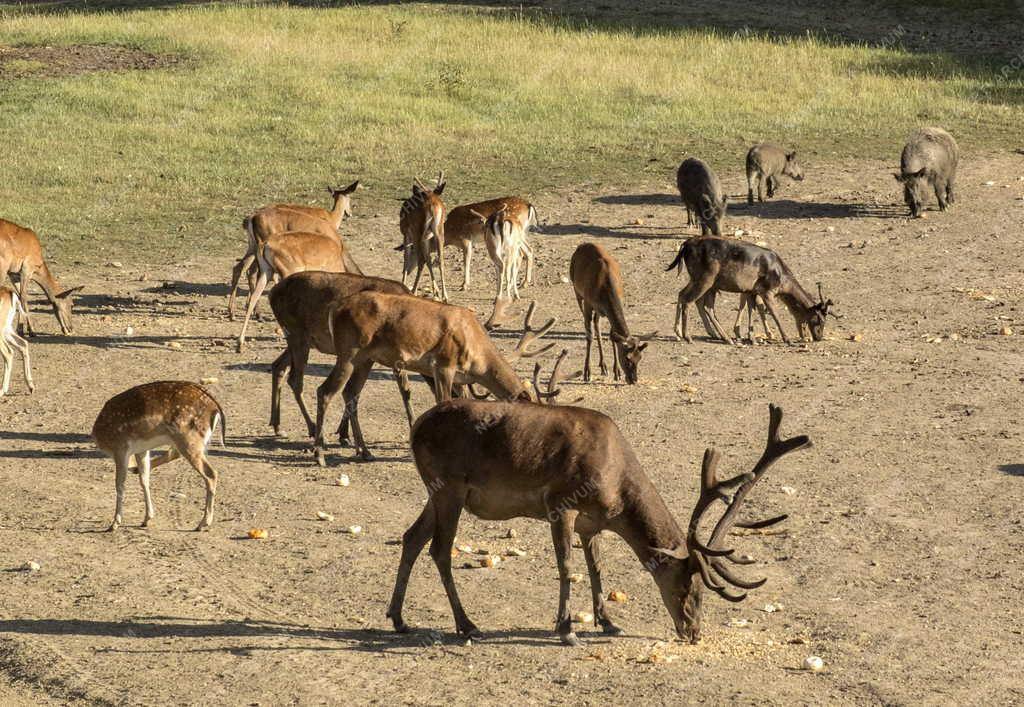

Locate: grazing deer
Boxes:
[444,197,537,292]
[387,403,809,646]
[397,172,449,302]
[569,243,655,384]
[666,237,833,344]
[0,287,33,395]
[311,297,555,466]
[228,181,362,320]
[92,381,226,532]
[236,231,351,352]
[268,270,433,456]
[0,218,83,336]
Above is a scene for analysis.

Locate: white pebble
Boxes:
[316,511,334,522]
[336,474,350,487]
[803,656,825,672]
[23,560,41,572]
[343,525,362,535]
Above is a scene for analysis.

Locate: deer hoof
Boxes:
[559,631,583,647]
[358,449,375,462]
[457,624,484,641]
[600,620,625,636]
[107,521,120,532]
[315,449,327,468]
[389,615,410,633]
[194,522,211,532]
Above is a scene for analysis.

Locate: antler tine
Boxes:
[531,361,545,403]
[413,177,429,192]
[513,301,556,359]
[709,558,767,590]
[468,383,491,400]
[534,349,582,403]
[817,282,825,304]
[436,170,445,186]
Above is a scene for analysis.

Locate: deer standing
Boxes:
[443,197,537,292]
[0,219,83,336]
[228,182,362,320]
[0,287,33,395]
[398,172,449,302]
[387,402,809,646]
[666,237,833,344]
[92,381,226,532]
[569,243,655,384]
[236,231,351,352]
[310,296,555,466]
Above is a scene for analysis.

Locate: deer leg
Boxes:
[314,356,353,467]
[109,451,131,531]
[761,294,790,344]
[341,360,374,461]
[284,340,316,438]
[520,239,534,286]
[581,303,594,382]
[732,295,747,341]
[435,234,449,303]
[611,337,622,382]
[17,264,34,337]
[685,205,693,227]
[177,441,217,531]
[387,499,436,633]
[395,369,416,429]
[431,364,456,402]
[137,450,155,528]
[580,532,623,635]
[550,512,581,646]
[270,349,290,436]
[697,295,734,344]
[756,298,774,341]
[461,241,472,291]
[0,336,11,395]
[695,291,717,340]
[227,251,254,321]
[237,268,269,353]
[411,258,426,298]
[593,313,608,377]
[429,490,481,639]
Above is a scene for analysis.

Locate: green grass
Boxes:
[0,3,1021,264]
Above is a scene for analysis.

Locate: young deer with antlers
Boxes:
[92,381,226,532]
[0,287,33,396]
[311,297,555,466]
[228,182,361,319]
[236,231,353,352]
[443,197,537,292]
[666,236,834,345]
[570,243,655,384]
[0,219,83,336]
[397,172,449,302]
[388,403,809,646]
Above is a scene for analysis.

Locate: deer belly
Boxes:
[465,488,548,521]
[126,433,176,456]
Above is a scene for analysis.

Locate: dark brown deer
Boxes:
[666,237,833,344]
[387,403,809,646]
[310,296,555,466]
[398,172,449,302]
[0,219,83,336]
[569,243,655,384]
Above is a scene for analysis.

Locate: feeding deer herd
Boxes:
[1,128,971,647]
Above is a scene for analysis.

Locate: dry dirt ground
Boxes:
[1,153,1023,706]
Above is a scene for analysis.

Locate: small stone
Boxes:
[803,656,825,672]
[336,474,350,487]
[635,218,645,226]
[167,342,182,350]
[342,525,362,535]
[316,511,334,522]
[999,325,1013,336]
[23,560,40,572]
[560,275,571,284]
[780,486,796,495]
[247,528,268,540]
[169,491,186,500]
[200,376,218,385]
[573,611,594,624]
[568,573,584,583]
[983,180,996,186]
[849,333,862,342]
[108,261,123,268]
[727,618,750,628]
[608,590,628,603]
[480,555,501,568]
[124,326,134,336]
[506,548,527,557]
[826,226,835,233]
[505,528,518,539]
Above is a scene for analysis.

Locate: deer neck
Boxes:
[777,277,815,319]
[600,287,630,338]
[327,196,345,230]
[32,260,62,301]
[610,474,686,570]
[477,350,528,400]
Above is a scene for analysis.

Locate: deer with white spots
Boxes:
[92,381,226,532]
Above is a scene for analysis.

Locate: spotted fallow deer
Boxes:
[443,197,537,292]
[310,296,555,466]
[228,182,362,320]
[387,403,809,646]
[0,287,33,395]
[397,172,449,302]
[569,243,656,384]
[666,236,834,345]
[0,219,83,336]
[92,381,226,532]
[236,231,351,352]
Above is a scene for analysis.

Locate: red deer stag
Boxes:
[311,296,555,466]
[666,236,833,344]
[228,181,361,319]
[387,403,809,646]
[0,218,83,336]
[569,243,655,384]
[397,172,449,302]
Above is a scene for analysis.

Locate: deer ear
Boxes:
[609,331,626,344]
[434,181,446,195]
[914,167,927,178]
[787,151,796,161]
[651,546,688,560]
[638,342,649,352]
[893,173,905,183]
[342,180,360,194]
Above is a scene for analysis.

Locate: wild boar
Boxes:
[676,158,727,236]
[746,144,804,203]
[894,127,959,218]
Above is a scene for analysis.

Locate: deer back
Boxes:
[260,231,347,279]
[0,219,45,275]
[92,381,224,453]
[569,243,627,327]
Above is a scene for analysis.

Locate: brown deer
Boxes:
[92,381,226,532]
[666,236,833,344]
[228,182,361,320]
[0,287,33,395]
[236,231,351,352]
[387,403,809,646]
[397,172,449,302]
[311,296,555,466]
[569,243,655,384]
[268,270,433,457]
[444,197,536,292]
[0,218,83,336]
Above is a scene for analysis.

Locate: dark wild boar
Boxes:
[894,127,959,218]
[676,158,727,236]
[746,144,804,204]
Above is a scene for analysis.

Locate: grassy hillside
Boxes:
[0,3,1021,263]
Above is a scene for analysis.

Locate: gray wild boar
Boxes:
[746,144,804,204]
[676,157,727,236]
[894,127,959,218]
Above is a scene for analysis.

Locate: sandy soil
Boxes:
[1,152,1023,705]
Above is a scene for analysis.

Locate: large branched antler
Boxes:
[532,349,582,404]
[685,404,810,602]
[511,301,556,359]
